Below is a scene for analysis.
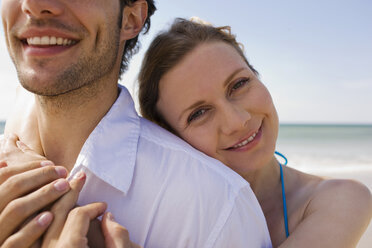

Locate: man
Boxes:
[0,0,272,247]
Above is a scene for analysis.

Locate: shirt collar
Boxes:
[72,84,140,194]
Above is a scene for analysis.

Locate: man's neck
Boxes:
[35,80,119,171]
[5,77,120,172]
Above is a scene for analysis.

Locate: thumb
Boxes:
[102,212,139,248]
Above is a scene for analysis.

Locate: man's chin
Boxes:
[19,80,65,97]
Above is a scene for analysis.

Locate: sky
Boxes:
[0,0,371,124]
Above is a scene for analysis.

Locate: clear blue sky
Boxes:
[1,0,371,123]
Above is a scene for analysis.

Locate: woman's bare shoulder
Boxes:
[308,178,372,245]
[281,169,372,247]
[311,178,372,213]
[291,168,371,212]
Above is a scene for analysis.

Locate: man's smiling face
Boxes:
[1,0,122,96]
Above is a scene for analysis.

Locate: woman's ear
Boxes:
[120,0,148,41]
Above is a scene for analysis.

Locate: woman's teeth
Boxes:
[232,132,257,149]
[27,36,76,46]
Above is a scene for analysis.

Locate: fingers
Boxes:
[1,212,53,248]
[54,202,107,248]
[0,178,71,244]
[42,171,87,247]
[0,159,56,184]
[0,134,65,246]
[16,140,32,153]
[15,140,46,161]
[65,202,107,238]
[102,212,139,248]
[87,218,106,248]
[0,165,68,210]
[0,133,47,167]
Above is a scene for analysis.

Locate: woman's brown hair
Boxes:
[138,18,257,132]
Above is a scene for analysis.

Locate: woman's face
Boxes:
[156,42,279,176]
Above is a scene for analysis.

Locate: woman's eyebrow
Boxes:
[223,67,246,88]
[179,100,206,121]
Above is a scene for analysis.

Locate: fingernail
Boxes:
[107,212,115,221]
[55,166,67,177]
[73,170,86,180]
[41,160,55,167]
[54,179,69,191]
[37,212,53,227]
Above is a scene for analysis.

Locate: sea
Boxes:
[0,121,4,136]
[0,121,371,173]
[276,124,372,174]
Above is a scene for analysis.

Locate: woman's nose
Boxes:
[219,104,251,135]
[21,0,63,19]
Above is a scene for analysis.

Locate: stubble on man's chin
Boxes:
[16,30,121,114]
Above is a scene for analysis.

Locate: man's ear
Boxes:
[120,0,148,41]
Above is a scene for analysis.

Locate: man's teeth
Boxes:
[27,36,75,46]
[232,132,257,148]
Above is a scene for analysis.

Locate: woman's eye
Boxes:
[187,109,207,123]
[230,78,249,93]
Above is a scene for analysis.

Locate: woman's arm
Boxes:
[279,179,372,248]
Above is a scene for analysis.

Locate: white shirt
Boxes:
[69,85,272,248]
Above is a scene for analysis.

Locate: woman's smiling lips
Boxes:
[225,125,263,151]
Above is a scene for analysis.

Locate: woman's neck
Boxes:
[244,156,283,208]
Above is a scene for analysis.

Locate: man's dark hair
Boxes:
[118,0,156,77]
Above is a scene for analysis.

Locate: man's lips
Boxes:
[19,33,80,56]
[19,28,80,47]
[25,36,77,46]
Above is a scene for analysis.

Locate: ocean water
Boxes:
[276,124,372,173]
[0,121,4,135]
[1,121,371,172]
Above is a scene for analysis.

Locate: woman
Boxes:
[138,18,372,247]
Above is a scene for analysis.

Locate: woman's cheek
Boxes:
[252,85,275,112]
[183,128,214,155]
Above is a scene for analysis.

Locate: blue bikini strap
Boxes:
[275,151,290,238]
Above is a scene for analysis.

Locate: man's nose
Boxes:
[21,0,63,18]
[219,104,251,135]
